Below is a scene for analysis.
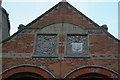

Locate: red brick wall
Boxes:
[2,58,119,78]
[2,34,35,53]
[2,2,120,79]
[89,34,119,54]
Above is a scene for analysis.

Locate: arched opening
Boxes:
[74,73,113,80]
[2,65,55,80]
[4,72,45,80]
[64,66,119,80]
[13,77,39,80]
[82,78,103,80]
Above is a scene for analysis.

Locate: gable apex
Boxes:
[2,1,119,43]
[61,0,67,2]
[26,1,99,29]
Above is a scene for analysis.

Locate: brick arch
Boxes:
[2,65,55,80]
[64,66,119,80]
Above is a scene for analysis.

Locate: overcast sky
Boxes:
[2,0,119,39]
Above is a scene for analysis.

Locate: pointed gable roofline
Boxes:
[25,1,100,28]
[1,1,120,43]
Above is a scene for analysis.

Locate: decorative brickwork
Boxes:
[1,1,120,80]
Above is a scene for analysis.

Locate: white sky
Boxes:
[2,0,119,39]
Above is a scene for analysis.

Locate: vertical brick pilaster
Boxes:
[58,34,65,54]
[59,46,64,54]
[59,34,65,42]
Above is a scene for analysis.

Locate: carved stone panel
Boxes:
[67,35,87,55]
[35,35,57,55]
